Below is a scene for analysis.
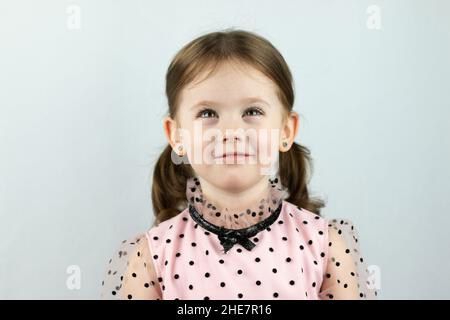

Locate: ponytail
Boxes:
[151,144,193,226]
[279,142,325,215]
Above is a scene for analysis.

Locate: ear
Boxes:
[163,116,183,155]
[280,111,299,152]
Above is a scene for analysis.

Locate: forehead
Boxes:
[180,60,278,108]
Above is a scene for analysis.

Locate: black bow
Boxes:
[217,228,256,253]
[188,202,283,254]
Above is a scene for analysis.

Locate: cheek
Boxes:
[184,129,216,164]
[254,129,280,162]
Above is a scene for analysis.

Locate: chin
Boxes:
[210,168,261,191]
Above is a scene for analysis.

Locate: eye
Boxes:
[244,107,264,117]
[196,108,218,119]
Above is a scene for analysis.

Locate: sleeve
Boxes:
[100,232,162,300]
[318,218,378,300]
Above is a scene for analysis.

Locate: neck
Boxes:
[197,177,271,215]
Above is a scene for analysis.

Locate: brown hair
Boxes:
[151,28,325,226]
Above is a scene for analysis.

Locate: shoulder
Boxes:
[318,217,377,299]
[282,200,328,230]
[325,218,360,244]
[101,231,151,299]
[322,217,366,278]
[146,208,189,235]
[145,208,190,251]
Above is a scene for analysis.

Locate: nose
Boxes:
[222,132,242,143]
[220,127,248,148]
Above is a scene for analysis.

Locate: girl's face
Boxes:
[164,60,298,193]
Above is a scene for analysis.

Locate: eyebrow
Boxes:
[190,97,271,110]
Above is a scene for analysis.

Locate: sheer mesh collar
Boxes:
[186,174,289,253]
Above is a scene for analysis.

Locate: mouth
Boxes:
[214,152,254,159]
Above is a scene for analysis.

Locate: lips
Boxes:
[214,152,253,159]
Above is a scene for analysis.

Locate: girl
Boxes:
[101,29,377,300]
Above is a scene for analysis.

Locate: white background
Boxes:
[1,0,449,299]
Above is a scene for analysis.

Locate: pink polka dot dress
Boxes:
[101,175,378,300]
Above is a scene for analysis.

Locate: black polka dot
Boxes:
[189,284,193,290]
[189,260,194,266]
[205,272,210,278]
[256,280,261,285]
[238,293,243,298]
[273,292,279,298]
[174,274,179,279]
[220,282,226,287]
[255,257,261,262]
[286,257,292,262]
[237,269,243,275]
[289,280,295,285]
[272,268,277,273]
[132,273,136,277]
[219,259,224,264]
[191,242,196,247]
[144,283,149,288]
[127,294,132,299]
